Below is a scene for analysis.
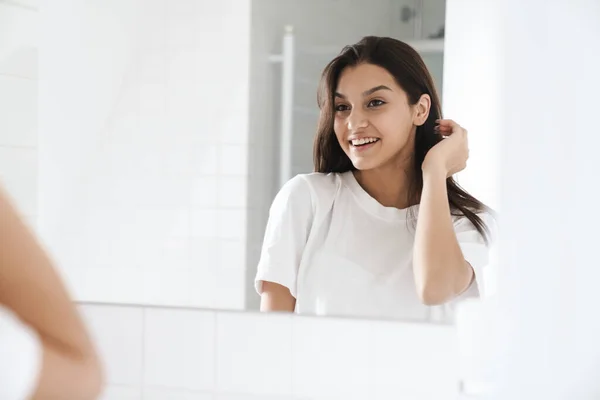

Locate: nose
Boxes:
[347,109,368,133]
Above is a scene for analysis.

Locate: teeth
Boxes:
[351,137,378,146]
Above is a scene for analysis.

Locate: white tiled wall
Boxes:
[37,0,251,310]
[80,303,460,400]
[0,1,38,228]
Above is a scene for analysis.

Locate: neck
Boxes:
[353,164,416,209]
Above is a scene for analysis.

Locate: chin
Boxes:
[350,158,382,171]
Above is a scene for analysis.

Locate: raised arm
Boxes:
[413,120,477,305]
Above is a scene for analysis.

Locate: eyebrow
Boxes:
[335,85,392,99]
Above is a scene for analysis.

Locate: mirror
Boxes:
[32,0,497,323]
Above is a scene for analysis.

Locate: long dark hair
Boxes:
[313,36,492,243]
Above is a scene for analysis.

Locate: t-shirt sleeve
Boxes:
[0,306,43,400]
[454,212,498,299]
[255,175,314,298]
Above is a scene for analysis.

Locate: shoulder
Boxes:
[279,172,342,201]
[271,172,343,219]
[291,172,340,188]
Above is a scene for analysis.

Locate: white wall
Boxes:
[492,0,600,398]
[445,0,600,398]
[442,0,500,212]
[38,0,251,310]
[80,303,460,400]
[0,1,38,228]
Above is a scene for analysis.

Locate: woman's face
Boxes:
[333,63,429,171]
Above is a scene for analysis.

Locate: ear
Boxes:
[413,94,431,126]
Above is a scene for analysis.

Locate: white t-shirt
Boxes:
[255,171,495,320]
[0,306,42,400]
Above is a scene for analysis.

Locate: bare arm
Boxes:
[260,281,296,312]
[412,119,477,305]
[0,189,104,399]
[412,170,474,306]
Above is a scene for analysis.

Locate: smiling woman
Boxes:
[256,36,496,320]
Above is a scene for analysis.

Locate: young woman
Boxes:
[255,36,496,320]
[0,187,104,399]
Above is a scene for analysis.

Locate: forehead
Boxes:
[336,63,399,95]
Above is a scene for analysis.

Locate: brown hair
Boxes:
[313,36,492,243]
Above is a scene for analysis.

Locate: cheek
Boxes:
[376,112,411,142]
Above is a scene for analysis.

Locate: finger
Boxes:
[435,126,455,136]
[436,119,466,136]
[434,124,453,133]
[436,126,453,134]
[438,122,466,136]
[436,119,461,129]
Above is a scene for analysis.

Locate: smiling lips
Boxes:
[350,137,379,146]
[349,137,380,152]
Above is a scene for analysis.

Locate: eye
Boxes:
[335,104,350,112]
[368,99,385,108]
